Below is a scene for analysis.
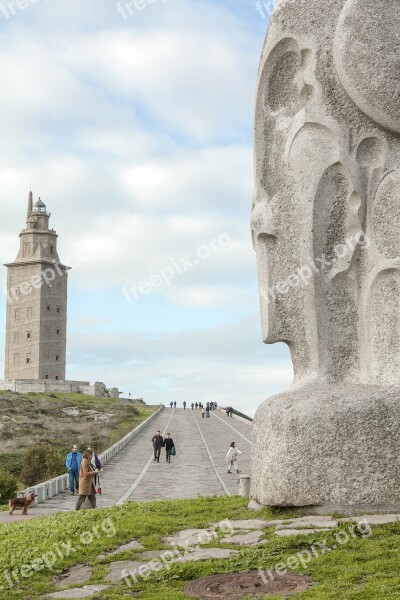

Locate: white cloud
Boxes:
[0,0,291,413]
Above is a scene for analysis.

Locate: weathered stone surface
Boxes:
[55,565,92,587]
[251,0,400,510]
[105,561,148,584]
[275,529,319,538]
[343,514,400,526]
[163,529,216,547]
[138,550,166,560]
[216,519,267,530]
[175,548,238,563]
[280,517,338,530]
[221,531,266,546]
[47,586,109,599]
[97,539,143,559]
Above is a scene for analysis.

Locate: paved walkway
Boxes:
[0,409,252,522]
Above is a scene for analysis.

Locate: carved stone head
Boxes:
[252,0,400,387]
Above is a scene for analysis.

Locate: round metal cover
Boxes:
[184,571,313,599]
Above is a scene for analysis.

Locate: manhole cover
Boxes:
[184,571,313,599]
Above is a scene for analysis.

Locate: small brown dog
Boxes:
[9,492,37,515]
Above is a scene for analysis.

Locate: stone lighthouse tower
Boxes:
[4,192,69,381]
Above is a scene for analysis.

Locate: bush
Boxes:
[0,469,19,502]
[0,453,24,477]
[20,443,64,486]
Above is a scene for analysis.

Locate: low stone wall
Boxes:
[0,379,90,393]
[21,405,164,506]
[0,379,120,397]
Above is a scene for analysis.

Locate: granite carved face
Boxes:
[252,0,400,387]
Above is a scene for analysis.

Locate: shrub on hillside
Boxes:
[0,469,19,501]
[0,453,24,477]
[20,443,64,486]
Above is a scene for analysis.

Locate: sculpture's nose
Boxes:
[251,199,276,244]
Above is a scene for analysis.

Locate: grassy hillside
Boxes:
[0,391,158,487]
[0,497,398,599]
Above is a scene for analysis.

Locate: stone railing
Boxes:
[22,405,164,506]
[218,407,253,425]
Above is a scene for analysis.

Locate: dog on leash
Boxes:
[8,492,37,515]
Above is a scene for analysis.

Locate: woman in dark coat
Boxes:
[75,449,99,510]
[164,433,175,463]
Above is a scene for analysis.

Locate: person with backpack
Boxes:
[87,447,103,491]
[164,433,175,463]
[66,444,82,495]
[226,442,241,474]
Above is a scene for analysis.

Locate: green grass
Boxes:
[0,496,398,599]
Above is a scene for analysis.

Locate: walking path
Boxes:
[0,408,252,522]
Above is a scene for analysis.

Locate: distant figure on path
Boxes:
[191,403,194,410]
[183,401,187,410]
[226,442,241,474]
[152,430,164,463]
[66,444,82,496]
[174,401,177,409]
[206,403,210,418]
[225,406,233,418]
[75,449,99,510]
[195,402,198,410]
[170,401,173,409]
[164,433,175,463]
[201,407,206,419]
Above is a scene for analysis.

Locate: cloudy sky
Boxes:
[0,0,292,415]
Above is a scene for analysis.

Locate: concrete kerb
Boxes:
[19,405,164,507]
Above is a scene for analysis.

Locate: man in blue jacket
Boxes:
[66,445,82,495]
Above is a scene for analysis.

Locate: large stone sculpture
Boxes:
[251,0,400,511]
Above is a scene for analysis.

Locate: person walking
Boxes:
[183,401,187,410]
[195,402,198,410]
[205,403,210,418]
[152,430,164,462]
[201,407,206,419]
[191,403,194,410]
[75,449,99,510]
[170,401,173,409]
[226,442,241,474]
[164,433,175,463]
[66,444,82,495]
[87,447,103,489]
[174,401,177,409]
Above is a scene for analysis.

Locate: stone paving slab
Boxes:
[174,547,238,563]
[47,586,109,599]
[275,529,324,537]
[214,519,268,530]
[97,539,143,559]
[221,530,266,546]
[106,561,148,584]
[340,514,400,525]
[276,518,338,530]
[163,528,216,547]
[55,565,93,587]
